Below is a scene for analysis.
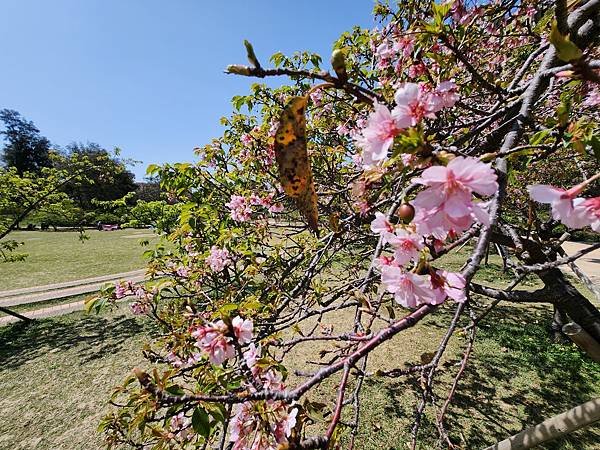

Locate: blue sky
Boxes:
[0,1,376,179]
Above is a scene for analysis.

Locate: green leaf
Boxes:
[529,129,551,146]
[192,407,211,438]
[549,20,582,62]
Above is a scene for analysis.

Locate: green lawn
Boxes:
[0,305,157,450]
[0,229,159,290]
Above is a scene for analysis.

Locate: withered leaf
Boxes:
[274,96,319,233]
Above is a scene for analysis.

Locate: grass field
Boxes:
[0,229,159,290]
[0,304,157,450]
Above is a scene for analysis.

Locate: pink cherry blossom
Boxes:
[431,270,467,304]
[354,102,402,167]
[371,212,395,235]
[375,41,394,69]
[206,246,231,272]
[192,320,235,365]
[393,36,414,58]
[407,62,427,79]
[528,184,592,229]
[115,282,128,299]
[249,193,262,205]
[226,195,253,222]
[169,412,194,440]
[381,265,437,308]
[243,343,259,374]
[232,316,253,344]
[129,301,149,315]
[176,266,189,278]
[240,133,253,147]
[575,197,600,231]
[375,255,395,268]
[230,400,296,450]
[392,83,433,127]
[414,156,498,197]
[583,87,600,107]
[430,81,459,110]
[268,203,284,213]
[385,228,424,266]
[354,200,371,216]
[412,157,497,238]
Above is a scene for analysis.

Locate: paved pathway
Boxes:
[0,269,147,326]
[561,241,600,285]
[0,269,146,308]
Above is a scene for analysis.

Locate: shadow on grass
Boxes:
[362,304,600,449]
[0,311,156,369]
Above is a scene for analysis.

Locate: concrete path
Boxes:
[0,299,89,325]
[0,269,148,326]
[561,241,600,285]
[0,269,145,308]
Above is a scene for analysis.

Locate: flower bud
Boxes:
[397,203,415,223]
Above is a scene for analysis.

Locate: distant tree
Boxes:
[135,176,162,202]
[0,109,52,175]
[60,142,137,209]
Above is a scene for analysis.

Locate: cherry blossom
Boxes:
[129,301,149,315]
[392,83,434,127]
[176,266,189,278]
[528,184,591,229]
[230,400,297,450]
[576,197,600,231]
[412,156,497,237]
[431,81,459,109]
[354,102,403,167]
[381,265,437,308]
[385,228,424,266]
[114,282,128,299]
[206,246,231,272]
[232,316,253,344]
[169,412,194,440]
[192,320,234,365]
[226,195,253,222]
[431,270,467,304]
[371,211,395,234]
[240,133,253,147]
[393,36,414,58]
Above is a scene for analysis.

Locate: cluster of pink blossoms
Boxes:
[368,152,499,308]
[229,399,297,450]
[225,193,284,222]
[528,182,600,232]
[229,345,297,450]
[205,246,231,272]
[191,316,253,365]
[168,412,194,441]
[412,156,498,239]
[371,212,467,308]
[114,280,136,299]
[355,82,459,168]
[114,280,153,315]
[238,125,276,165]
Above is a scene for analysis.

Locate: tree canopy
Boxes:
[0,109,52,175]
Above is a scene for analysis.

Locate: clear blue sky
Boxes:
[0,1,376,179]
